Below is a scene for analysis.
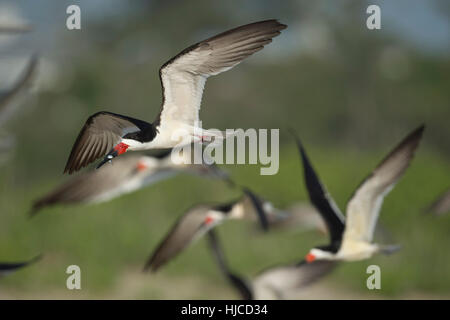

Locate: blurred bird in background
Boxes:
[31,148,229,216]
[295,126,425,263]
[206,229,336,300]
[143,188,272,272]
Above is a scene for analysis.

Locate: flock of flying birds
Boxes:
[1,19,448,299]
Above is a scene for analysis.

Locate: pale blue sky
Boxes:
[1,0,448,57]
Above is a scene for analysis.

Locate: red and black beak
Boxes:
[97,142,130,170]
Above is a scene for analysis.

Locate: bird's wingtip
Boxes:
[416,123,426,135]
[242,188,270,232]
[142,259,159,273]
[277,21,288,29]
[288,128,308,157]
[30,254,43,264]
[251,19,287,31]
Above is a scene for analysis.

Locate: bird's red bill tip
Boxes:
[136,161,148,172]
[305,253,316,263]
[204,216,214,225]
[113,142,129,155]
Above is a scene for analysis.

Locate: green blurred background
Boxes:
[0,0,448,299]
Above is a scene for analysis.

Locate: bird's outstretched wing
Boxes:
[343,125,425,243]
[64,112,152,174]
[33,155,144,215]
[156,20,286,128]
[143,206,213,272]
[293,134,346,244]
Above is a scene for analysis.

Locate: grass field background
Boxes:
[1,144,449,299]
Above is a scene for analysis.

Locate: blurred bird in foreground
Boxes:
[0,255,41,278]
[294,125,425,263]
[424,189,450,216]
[143,189,271,272]
[206,229,336,300]
[31,149,228,217]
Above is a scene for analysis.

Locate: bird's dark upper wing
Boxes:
[242,188,269,231]
[64,112,151,174]
[32,155,143,216]
[156,20,286,128]
[293,134,346,244]
[143,206,211,272]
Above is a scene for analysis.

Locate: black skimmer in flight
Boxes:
[425,189,450,216]
[206,229,336,300]
[293,125,425,263]
[63,20,287,174]
[143,189,269,272]
[31,149,228,216]
[0,255,41,278]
